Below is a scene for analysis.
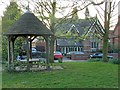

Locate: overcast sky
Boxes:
[0,0,103,17]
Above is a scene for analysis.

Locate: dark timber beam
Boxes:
[25,36,30,71]
[29,36,37,59]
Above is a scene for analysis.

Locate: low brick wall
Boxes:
[108,53,118,59]
[70,53,119,60]
[71,54,90,60]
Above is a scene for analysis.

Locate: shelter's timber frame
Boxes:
[4,12,53,71]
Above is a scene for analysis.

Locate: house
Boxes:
[110,1,120,51]
[55,7,104,54]
[33,7,104,55]
[56,17,104,54]
[111,16,120,49]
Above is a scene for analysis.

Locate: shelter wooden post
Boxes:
[30,41,32,59]
[11,39,14,69]
[25,36,30,71]
[11,36,17,70]
[7,37,11,70]
[29,36,37,59]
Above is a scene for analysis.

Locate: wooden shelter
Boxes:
[4,11,53,71]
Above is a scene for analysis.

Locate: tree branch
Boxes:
[91,1,104,5]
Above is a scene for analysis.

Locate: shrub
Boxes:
[89,58,102,62]
[58,58,62,63]
[2,37,8,62]
[110,59,120,64]
[40,52,46,58]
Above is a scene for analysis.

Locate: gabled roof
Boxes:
[55,18,93,36]
[84,19,104,38]
[68,24,79,34]
[56,17,104,46]
[113,16,120,34]
[4,12,53,36]
[56,17,104,37]
[57,38,83,47]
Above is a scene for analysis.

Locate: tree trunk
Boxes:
[49,1,56,63]
[103,33,108,62]
[45,36,50,69]
[49,36,55,63]
[103,1,111,62]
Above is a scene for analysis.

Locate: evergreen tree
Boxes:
[2,1,21,61]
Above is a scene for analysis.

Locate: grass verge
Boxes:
[2,62,118,88]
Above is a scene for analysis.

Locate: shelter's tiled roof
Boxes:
[4,12,53,36]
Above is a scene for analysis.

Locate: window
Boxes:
[92,42,98,48]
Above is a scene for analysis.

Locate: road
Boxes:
[54,57,89,62]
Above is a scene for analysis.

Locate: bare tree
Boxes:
[92,0,118,62]
[18,0,105,63]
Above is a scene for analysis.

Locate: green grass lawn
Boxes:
[2,62,118,88]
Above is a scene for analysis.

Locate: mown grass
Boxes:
[2,62,118,88]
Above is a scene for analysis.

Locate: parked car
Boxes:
[32,48,38,53]
[54,51,63,62]
[32,48,41,58]
[16,55,25,60]
[32,48,41,53]
[66,51,84,59]
[90,53,113,59]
